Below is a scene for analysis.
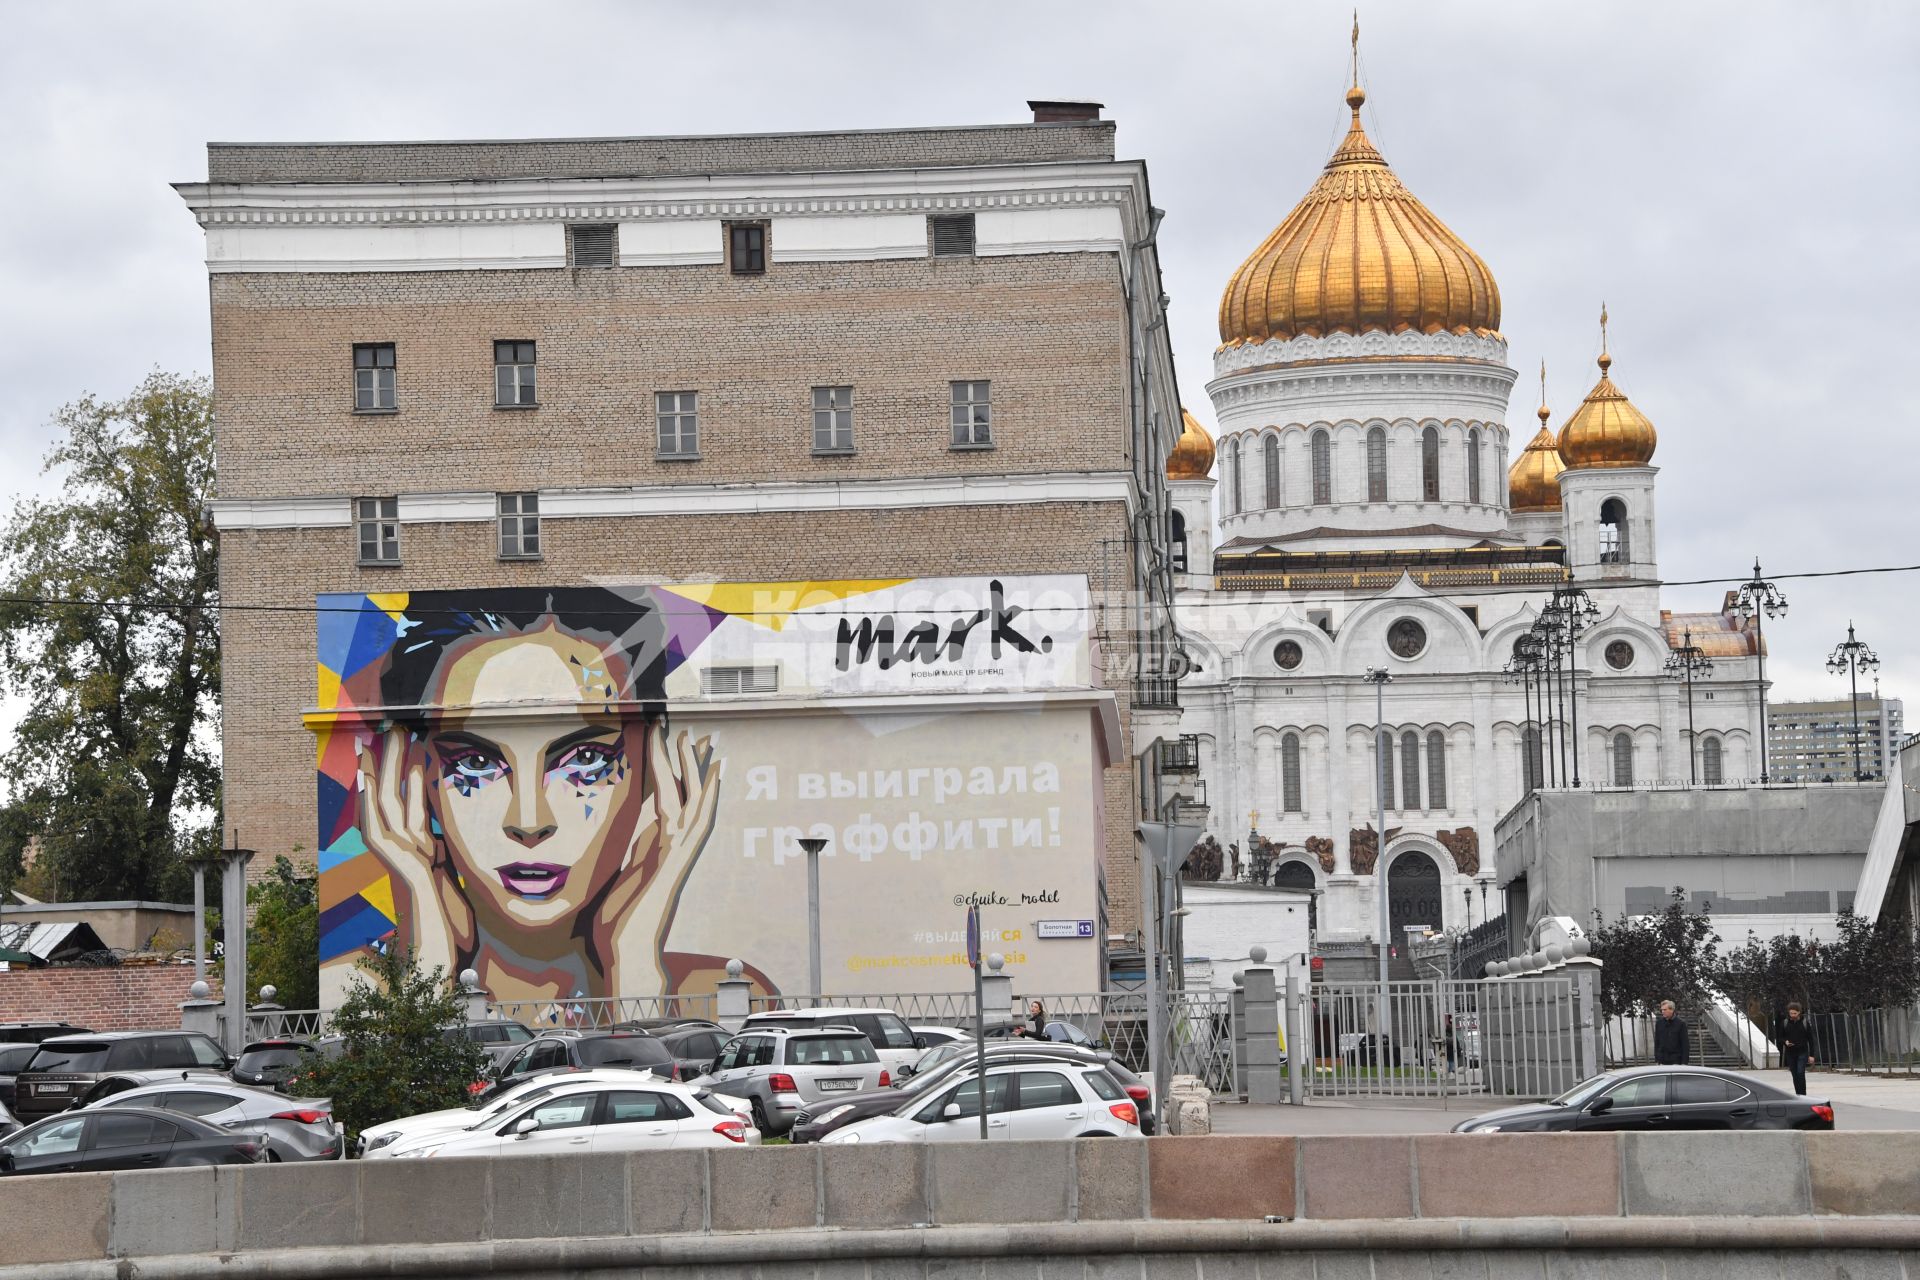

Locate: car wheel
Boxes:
[751,1099,772,1134]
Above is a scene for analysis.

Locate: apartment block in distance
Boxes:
[1768,696,1906,783]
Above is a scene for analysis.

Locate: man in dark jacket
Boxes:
[1775,1001,1814,1095]
[1653,1000,1688,1065]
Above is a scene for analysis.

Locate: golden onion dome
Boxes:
[1557,324,1657,469]
[1217,80,1502,347]
[1508,424,1567,513]
[1167,408,1216,480]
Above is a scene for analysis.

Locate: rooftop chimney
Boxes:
[1027,100,1104,124]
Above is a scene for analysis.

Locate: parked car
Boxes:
[611,1017,724,1034]
[792,1042,1139,1143]
[231,1039,321,1089]
[654,1024,731,1081]
[14,1031,232,1124]
[0,1043,40,1109]
[482,1031,676,1100]
[390,1077,757,1158]
[0,1106,264,1175]
[70,1068,236,1109]
[694,1026,889,1136]
[82,1080,343,1161]
[0,1022,91,1045]
[910,1025,970,1049]
[741,1008,921,1073]
[981,1019,1098,1048]
[0,1099,16,1139]
[442,1020,535,1068]
[821,1059,1142,1144]
[1451,1066,1835,1133]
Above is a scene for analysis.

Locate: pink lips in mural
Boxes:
[498,863,570,899]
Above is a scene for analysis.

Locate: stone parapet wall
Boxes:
[2,1131,1914,1274]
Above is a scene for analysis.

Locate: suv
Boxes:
[442,1021,534,1069]
[0,1044,41,1109]
[14,1032,231,1124]
[231,1040,321,1089]
[741,1008,920,1073]
[698,1026,888,1136]
[484,1031,676,1100]
[793,1042,1129,1143]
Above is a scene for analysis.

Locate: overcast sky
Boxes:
[1,1,1915,717]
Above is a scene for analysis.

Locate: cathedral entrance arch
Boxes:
[1274,858,1317,929]
[1385,850,1443,949]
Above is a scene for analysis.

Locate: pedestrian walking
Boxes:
[1653,1000,1688,1065]
[1775,1001,1815,1096]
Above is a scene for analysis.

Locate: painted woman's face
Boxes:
[423,628,652,929]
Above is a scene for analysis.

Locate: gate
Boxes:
[1302,976,1588,1101]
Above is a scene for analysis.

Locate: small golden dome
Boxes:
[1508,425,1567,512]
[1167,408,1216,481]
[1217,79,1501,347]
[1557,331,1657,469]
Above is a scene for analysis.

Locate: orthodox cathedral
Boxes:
[1168,69,1764,959]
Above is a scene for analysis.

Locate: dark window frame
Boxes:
[727,222,767,276]
[352,343,397,413]
[811,385,854,454]
[949,380,993,449]
[498,492,541,560]
[493,340,538,408]
[356,496,401,566]
[656,390,700,460]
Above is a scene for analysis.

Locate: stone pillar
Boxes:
[981,956,1014,1024]
[180,980,222,1042]
[716,959,752,1032]
[1285,972,1305,1106]
[457,969,490,1024]
[1241,947,1282,1105]
[1566,951,1603,1081]
[1230,971,1248,1103]
[219,844,255,1054]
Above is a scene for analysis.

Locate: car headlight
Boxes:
[1472,1124,1502,1133]
[816,1105,854,1125]
[365,1132,398,1151]
[396,1144,441,1158]
[831,1130,861,1144]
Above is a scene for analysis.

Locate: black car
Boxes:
[14,1032,232,1124]
[0,1105,264,1175]
[0,1043,41,1109]
[441,1020,535,1069]
[481,1031,676,1100]
[0,1022,91,1045]
[655,1024,731,1081]
[231,1039,320,1088]
[1451,1065,1835,1133]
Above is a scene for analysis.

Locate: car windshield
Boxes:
[1550,1075,1617,1108]
[789,1035,877,1066]
[236,1047,309,1072]
[0,1045,38,1072]
[578,1037,670,1067]
[26,1042,112,1073]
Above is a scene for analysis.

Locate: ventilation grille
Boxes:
[569,224,616,268]
[702,665,779,696]
[930,214,976,257]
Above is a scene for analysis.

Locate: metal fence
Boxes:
[232,1008,331,1042]
[1809,1008,1920,1075]
[489,993,720,1031]
[1303,977,1587,1101]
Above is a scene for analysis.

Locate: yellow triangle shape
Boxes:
[361,873,397,926]
[366,591,411,622]
[662,578,911,631]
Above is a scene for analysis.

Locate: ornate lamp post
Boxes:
[1504,632,1549,788]
[1530,607,1567,786]
[1462,884,1474,931]
[1362,666,1394,1052]
[1550,585,1601,787]
[1664,626,1714,785]
[1826,622,1881,781]
[1734,559,1788,784]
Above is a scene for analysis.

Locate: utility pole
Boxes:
[1363,667,1393,1058]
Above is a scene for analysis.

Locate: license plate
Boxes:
[817,1080,856,1092]
[37,1084,68,1094]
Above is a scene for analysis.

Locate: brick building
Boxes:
[175,103,1187,1003]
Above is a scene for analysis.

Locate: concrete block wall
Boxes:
[3,1132,1917,1275]
[0,966,218,1033]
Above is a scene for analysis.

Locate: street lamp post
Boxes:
[797,837,829,996]
[1463,885,1473,932]
[1504,634,1547,790]
[1826,623,1881,781]
[1734,559,1789,784]
[1664,627,1714,785]
[1551,586,1600,787]
[1532,607,1569,786]
[1363,667,1394,1056]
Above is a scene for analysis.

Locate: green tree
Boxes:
[303,947,488,1142]
[1589,888,1720,1017]
[0,371,220,902]
[247,855,320,1010]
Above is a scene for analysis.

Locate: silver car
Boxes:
[693,1027,887,1136]
[81,1080,343,1161]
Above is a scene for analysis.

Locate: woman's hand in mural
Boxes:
[598,727,721,997]
[358,729,474,977]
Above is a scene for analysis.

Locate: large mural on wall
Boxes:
[313,578,1104,1006]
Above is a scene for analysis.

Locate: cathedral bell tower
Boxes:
[1557,308,1659,581]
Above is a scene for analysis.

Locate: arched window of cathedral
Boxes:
[1229,437,1243,514]
[1401,730,1422,810]
[1427,730,1447,808]
[1170,509,1188,574]
[1599,498,1629,564]
[1282,733,1303,812]
[1366,427,1387,502]
[1422,426,1440,501]
[1263,434,1281,508]
[1376,729,1395,811]
[1521,726,1543,792]
[1311,430,1332,504]
[1467,429,1482,504]
[1611,732,1634,786]
[1702,736,1723,786]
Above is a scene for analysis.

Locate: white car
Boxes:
[821,1060,1141,1144]
[740,1008,922,1074]
[395,1078,758,1158]
[361,1068,745,1158]
[910,1025,971,1048]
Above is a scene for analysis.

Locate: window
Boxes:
[1401,730,1422,810]
[853,1013,916,1050]
[568,224,616,268]
[1376,730,1395,811]
[950,380,992,448]
[13,1117,83,1157]
[745,1038,777,1068]
[1599,498,1628,564]
[1702,737,1724,786]
[186,1036,228,1069]
[520,1096,596,1132]
[1422,426,1440,501]
[930,213,976,257]
[788,1035,876,1066]
[728,223,766,275]
[1427,730,1448,808]
[493,341,537,407]
[1263,435,1281,508]
[1605,1076,1667,1108]
[352,344,396,411]
[1522,726,1544,792]
[602,1090,692,1123]
[1671,1075,1740,1105]
[1170,510,1188,574]
[357,497,400,564]
[812,386,853,452]
[1228,437,1243,514]
[657,391,699,458]
[1281,733,1303,813]
[1013,1070,1078,1110]
[1366,427,1387,502]
[1467,429,1482,503]
[160,1091,236,1119]
[1612,732,1634,786]
[1310,430,1332,504]
[498,493,540,559]
[916,1072,1012,1123]
[91,1114,158,1149]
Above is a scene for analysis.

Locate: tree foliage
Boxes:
[0,371,220,902]
[1716,909,1920,1018]
[302,947,488,1141]
[247,855,320,1010]
[1587,888,1721,1018]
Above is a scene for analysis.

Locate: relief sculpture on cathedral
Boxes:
[1305,835,1335,875]
[1347,825,1405,876]
[1435,827,1480,876]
